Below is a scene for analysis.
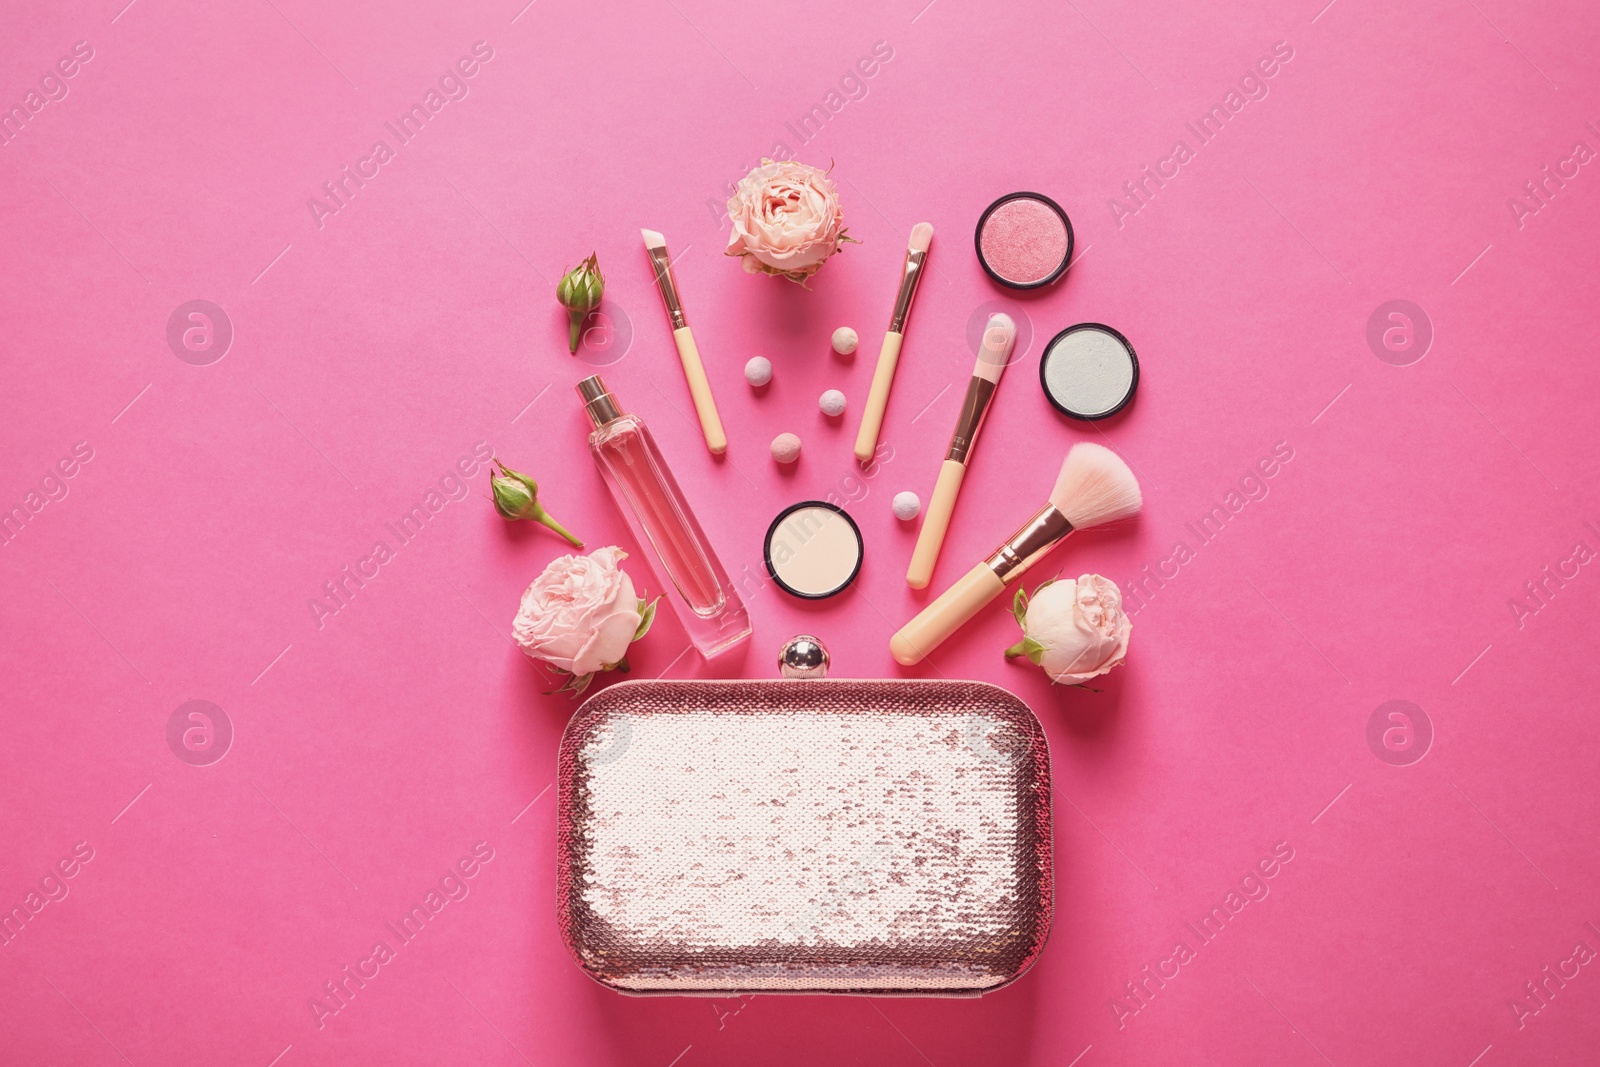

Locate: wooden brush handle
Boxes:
[674,326,726,455]
[890,562,1006,666]
[854,331,903,463]
[906,460,966,589]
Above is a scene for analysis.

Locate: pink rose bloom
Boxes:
[725,160,852,281]
[513,546,643,679]
[1017,575,1131,685]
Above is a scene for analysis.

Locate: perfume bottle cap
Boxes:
[577,375,624,428]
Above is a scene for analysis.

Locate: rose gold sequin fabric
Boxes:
[557,680,1052,994]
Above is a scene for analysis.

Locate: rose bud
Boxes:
[491,460,584,547]
[1005,574,1131,687]
[557,252,605,354]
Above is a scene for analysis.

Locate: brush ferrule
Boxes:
[946,376,998,463]
[646,245,688,329]
[984,505,1073,583]
[888,248,928,334]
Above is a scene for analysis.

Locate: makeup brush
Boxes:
[642,228,727,455]
[890,442,1141,666]
[854,222,934,464]
[906,313,1016,589]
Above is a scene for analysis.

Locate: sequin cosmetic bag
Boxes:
[556,637,1053,995]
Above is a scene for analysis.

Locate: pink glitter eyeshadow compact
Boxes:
[974,192,1074,289]
[556,638,1054,995]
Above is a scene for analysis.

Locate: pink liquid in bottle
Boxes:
[579,376,751,658]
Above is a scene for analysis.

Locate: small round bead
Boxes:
[831,327,859,356]
[744,356,773,387]
[819,389,847,417]
[892,491,921,521]
[770,432,802,464]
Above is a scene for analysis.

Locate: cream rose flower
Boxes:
[512,547,655,694]
[1005,575,1131,685]
[725,160,854,282]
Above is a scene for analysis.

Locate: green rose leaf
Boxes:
[633,597,659,642]
[1003,636,1048,665]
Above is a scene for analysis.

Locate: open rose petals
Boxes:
[725,160,853,282]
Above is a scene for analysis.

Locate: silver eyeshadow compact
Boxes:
[764,501,864,599]
[1039,323,1140,420]
[974,192,1074,289]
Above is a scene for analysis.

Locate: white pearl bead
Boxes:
[819,389,847,417]
[744,356,773,387]
[831,327,858,356]
[892,492,921,521]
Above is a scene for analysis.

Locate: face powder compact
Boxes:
[764,501,864,599]
[1039,323,1140,420]
[974,192,1074,289]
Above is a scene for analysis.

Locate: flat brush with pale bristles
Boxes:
[642,228,726,454]
[890,442,1141,666]
[906,312,1016,589]
[854,223,933,464]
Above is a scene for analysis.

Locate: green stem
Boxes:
[1003,639,1028,660]
[533,504,584,547]
[568,309,584,354]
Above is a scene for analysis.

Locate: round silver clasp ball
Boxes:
[778,635,830,679]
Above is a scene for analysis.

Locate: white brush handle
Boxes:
[890,562,1006,666]
[855,331,903,463]
[906,460,965,589]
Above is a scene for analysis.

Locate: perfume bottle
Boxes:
[578,375,751,659]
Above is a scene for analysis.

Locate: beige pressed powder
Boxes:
[764,502,864,599]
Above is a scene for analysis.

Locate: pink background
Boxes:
[3,0,1599,1063]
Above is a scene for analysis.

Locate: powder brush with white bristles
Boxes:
[891,442,1141,666]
